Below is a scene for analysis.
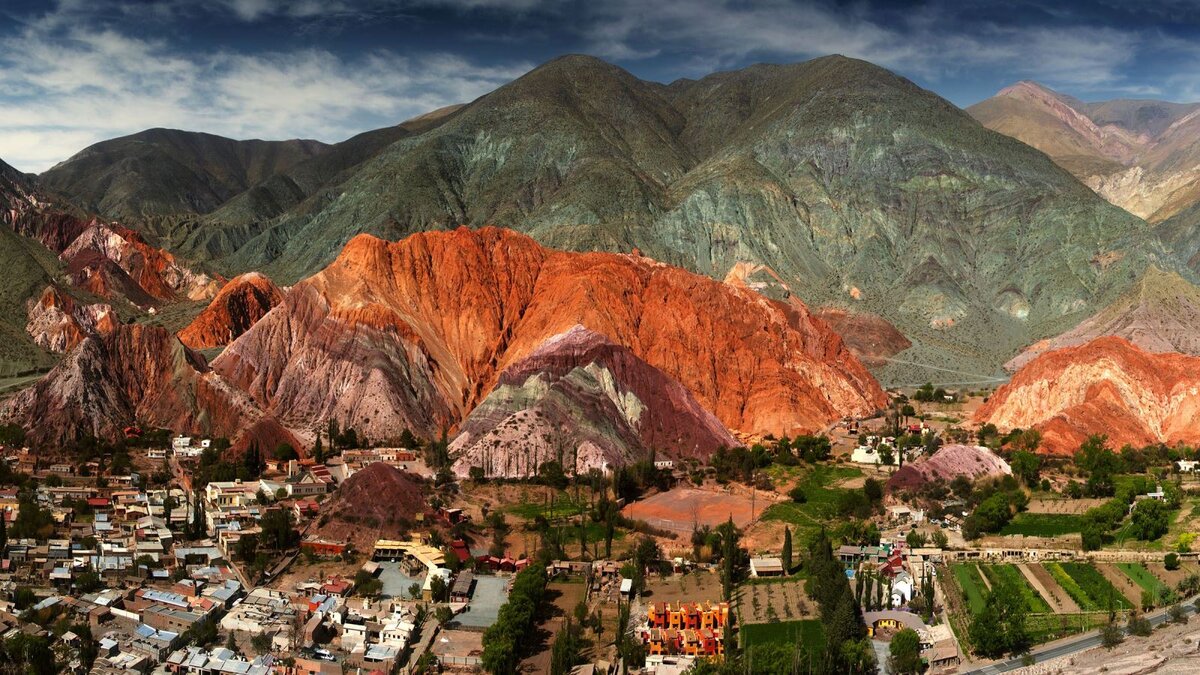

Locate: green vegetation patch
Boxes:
[762,465,865,541]
[998,513,1088,537]
[979,565,1051,613]
[1046,563,1131,611]
[951,564,988,615]
[505,491,587,520]
[1115,563,1166,596]
[741,619,825,651]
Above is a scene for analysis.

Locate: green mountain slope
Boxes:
[39,128,328,221]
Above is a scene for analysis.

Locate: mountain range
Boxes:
[8,54,1200,458]
[27,55,1174,387]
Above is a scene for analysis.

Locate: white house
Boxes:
[891,571,914,608]
[851,444,899,466]
[1177,460,1199,473]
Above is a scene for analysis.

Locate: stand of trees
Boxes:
[968,578,1029,658]
[481,566,549,674]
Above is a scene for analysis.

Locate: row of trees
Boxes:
[480,566,549,674]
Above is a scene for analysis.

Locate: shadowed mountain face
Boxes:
[970,81,1200,224]
[40,128,328,221]
[41,56,1175,381]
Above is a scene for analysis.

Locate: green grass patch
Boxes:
[1116,563,1166,597]
[741,619,825,651]
[762,465,864,535]
[952,564,988,615]
[979,565,1051,613]
[505,492,587,521]
[998,513,1088,537]
[1046,563,1131,611]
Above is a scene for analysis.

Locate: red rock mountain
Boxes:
[1,323,263,447]
[25,286,119,353]
[450,325,739,478]
[977,336,1200,454]
[178,272,284,349]
[3,169,218,309]
[215,227,886,445]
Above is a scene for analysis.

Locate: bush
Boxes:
[1166,553,1180,571]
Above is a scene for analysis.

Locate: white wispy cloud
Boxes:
[0,3,531,172]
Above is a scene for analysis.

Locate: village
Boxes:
[0,384,1197,675]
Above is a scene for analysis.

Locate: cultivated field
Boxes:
[741,577,817,624]
[1044,562,1132,611]
[998,513,1087,537]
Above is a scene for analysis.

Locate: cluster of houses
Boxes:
[850,428,933,467]
[640,602,730,661]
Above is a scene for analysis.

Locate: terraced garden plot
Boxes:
[998,513,1087,537]
[1097,563,1145,607]
[979,565,1051,612]
[1117,563,1167,597]
[1045,563,1131,611]
[951,564,988,614]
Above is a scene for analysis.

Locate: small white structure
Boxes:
[891,571,914,608]
[1177,460,1199,473]
[851,444,899,466]
[749,557,785,578]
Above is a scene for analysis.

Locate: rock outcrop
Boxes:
[215,227,886,447]
[312,462,427,549]
[450,325,738,478]
[1,323,261,447]
[178,272,284,349]
[888,444,1012,491]
[1006,267,1200,371]
[25,286,118,353]
[978,336,1200,454]
[813,307,912,368]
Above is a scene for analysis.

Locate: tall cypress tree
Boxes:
[782,526,793,573]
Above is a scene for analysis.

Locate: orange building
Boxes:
[644,602,729,659]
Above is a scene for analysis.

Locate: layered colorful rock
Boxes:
[1,323,262,447]
[25,286,119,353]
[1006,267,1200,371]
[215,227,886,446]
[813,307,912,368]
[450,325,738,478]
[179,272,284,349]
[978,336,1200,454]
[60,222,219,306]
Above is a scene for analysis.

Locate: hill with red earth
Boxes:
[214,227,886,449]
[887,444,1011,492]
[978,336,1200,455]
[178,272,284,349]
[313,462,427,548]
[450,325,739,478]
[0,323,265,447]
[25,286,119,353]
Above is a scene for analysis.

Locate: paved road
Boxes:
[962,600,1198,674]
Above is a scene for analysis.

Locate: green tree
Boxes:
[273,443,298,461]
[781,526,793,573]
[1081,522,1104,551]
[968,579,1029,658]
[1166,552,1181,570]
[931,529,948,549]
[1010,451,1041,487]
[1100,620,1124,648]
[1130,500,1170,541]
[888,628,922,674]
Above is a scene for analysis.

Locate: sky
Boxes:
[3,0,1200,173]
